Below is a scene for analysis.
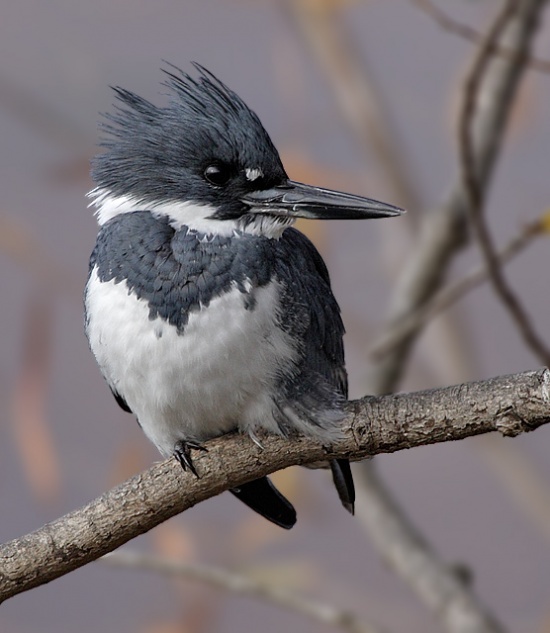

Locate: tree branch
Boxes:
[411,0,550,75]
[369,216,545,359]
[459,0,550,367]
[103,551,390,633]
[274,4,550,631]
[370,0,547,395]
[355,464,505,633]
[0,369,548,604]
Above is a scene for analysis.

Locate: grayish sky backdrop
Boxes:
[1,2,549,632]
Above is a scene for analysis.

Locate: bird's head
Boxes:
[90,63,403,237]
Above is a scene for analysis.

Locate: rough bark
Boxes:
[0,368,548,604]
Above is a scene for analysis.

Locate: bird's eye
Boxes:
[204,164,232,187]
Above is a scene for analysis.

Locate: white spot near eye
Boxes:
[245,167,263,182]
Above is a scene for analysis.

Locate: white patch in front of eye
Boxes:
[245,168,263,182]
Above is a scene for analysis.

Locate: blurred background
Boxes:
[1,1,549,632]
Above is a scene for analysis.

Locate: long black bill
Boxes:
[241,179,404,220]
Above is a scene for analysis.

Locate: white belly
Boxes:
[85,267,297,456]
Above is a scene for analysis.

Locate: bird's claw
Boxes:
[173,440,208,478]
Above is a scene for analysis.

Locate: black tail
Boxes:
[230,476,297,529]
[330,459,355,515]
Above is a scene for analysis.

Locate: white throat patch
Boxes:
[88,189,294,238]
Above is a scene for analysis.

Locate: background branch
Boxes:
[355,467,504,633]
[459,0,550,367]
[357,5,547,631]
[0,369,548,605]
[103,551,390,633]
[369,0,546,395]
[370,215,546,359]
[2,2,550,632]
[411,0,550,74]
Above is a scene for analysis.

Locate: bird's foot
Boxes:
[173,440,208,478]
[248,429,264,450]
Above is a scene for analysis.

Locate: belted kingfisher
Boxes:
[85,64,403,529]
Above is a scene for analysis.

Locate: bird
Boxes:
[85,63,403,529]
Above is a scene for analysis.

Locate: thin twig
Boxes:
[370,0,548,395]
[359,5,549,633]
[458,0,521,208]
[0,368,548,604]
[370,217,545,358]
[458,0,550,367]
[411,0,550,74]
[103,551,388,633]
